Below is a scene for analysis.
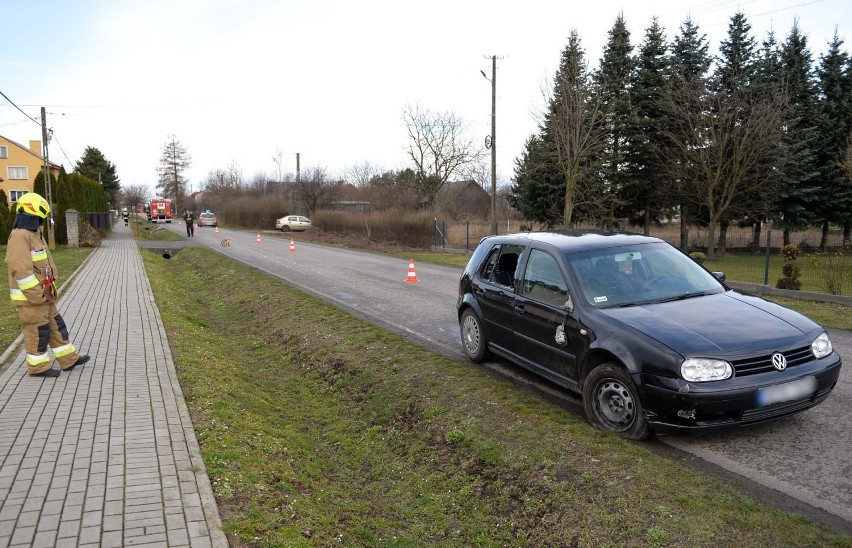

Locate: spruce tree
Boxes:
[713,12,760,253]
[777,21,821,244]
[74,146,120,206]
[668,17,711,249]
[816,33,852,248]
[626,18,671,234]
[594,13,634,225]
[509,135,563,227]
[752,30,790,248]
[543,30,610,226]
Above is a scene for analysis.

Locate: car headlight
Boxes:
[681,358,733,382]
[812,332,833,359]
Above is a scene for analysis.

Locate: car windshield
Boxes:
[567,242,725,308]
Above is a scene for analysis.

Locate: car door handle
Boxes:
[514,303,525,314]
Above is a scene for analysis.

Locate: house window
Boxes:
[0,145,8,159]
[7,166,28,180]
[10,190,28,202]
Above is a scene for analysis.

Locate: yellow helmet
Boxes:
[16,192,50,219]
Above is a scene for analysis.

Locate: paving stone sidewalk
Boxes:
[0,225,227,547]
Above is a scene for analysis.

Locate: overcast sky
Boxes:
[2,0,850,195]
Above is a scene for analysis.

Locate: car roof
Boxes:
[483,230,664,253]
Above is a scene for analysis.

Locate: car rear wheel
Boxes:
[280,226,291,232]
[583,362,651,440]
[460,309,491,363]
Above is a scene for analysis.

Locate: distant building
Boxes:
[0,135,61,205]
[435,180,490,220]
[327,182,374,212]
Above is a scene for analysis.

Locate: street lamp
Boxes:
[481,56,497,235]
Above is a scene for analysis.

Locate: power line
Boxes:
[0,89,41,127]
[51,134,76,168]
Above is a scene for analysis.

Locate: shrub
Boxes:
[776,245,801,290]
[809,252,851,295]
[689,251,706,264]
[312,210,434,248]
[781,244,800,261]
[78,221,102,247]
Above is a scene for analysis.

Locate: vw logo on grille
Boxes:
[771,352,787,371]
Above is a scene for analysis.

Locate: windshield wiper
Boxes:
[656,290,715,304]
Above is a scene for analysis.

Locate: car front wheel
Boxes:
[583,362,651,440]
[460,309,491,363]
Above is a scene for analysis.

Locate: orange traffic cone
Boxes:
[256,232,262,244]
[215,226,220,235]
[405,259,419,283]
[289,240,296,253]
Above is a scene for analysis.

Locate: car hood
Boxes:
[598,291,821,357]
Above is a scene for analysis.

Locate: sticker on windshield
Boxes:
[594,296,608,303]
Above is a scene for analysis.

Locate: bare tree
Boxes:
[403,103,482,208]
[541,31,610,226]
[120,185,151,215]
[345,161,381,187]
[658,80,787,259]
[296,166,338,214]
[156,134,191,210]
[272,149,287,182]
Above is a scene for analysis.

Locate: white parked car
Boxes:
[275,215,312,232]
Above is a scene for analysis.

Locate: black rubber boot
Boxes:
[31,368,60,378]
[65,355,90,372]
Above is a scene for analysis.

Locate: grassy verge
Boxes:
[0,246,94,352]
[132,219,184,241]
[143,247,850,547]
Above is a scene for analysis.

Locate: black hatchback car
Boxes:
[456,231,842,439]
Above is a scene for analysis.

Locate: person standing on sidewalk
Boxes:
[183,209,195,237]
[5,192,89,378]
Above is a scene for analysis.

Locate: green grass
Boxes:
[141,246,850,547]
[131,218,184,241]
[0,245,95,352]
[703,253,852,296]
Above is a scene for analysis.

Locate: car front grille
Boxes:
[731,345,813,377]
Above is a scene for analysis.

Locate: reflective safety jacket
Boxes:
[5,225,57,306]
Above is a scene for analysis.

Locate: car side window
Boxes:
[478,245,523,290]
[522,249,568,306]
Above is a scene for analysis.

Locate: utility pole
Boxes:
[482,56,499,235]
[40,107,56,249]
[489,55,497,235]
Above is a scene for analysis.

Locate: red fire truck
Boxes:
[149,199,173,223]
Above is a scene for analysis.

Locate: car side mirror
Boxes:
[564,294,574,314]
[712,271,726,283]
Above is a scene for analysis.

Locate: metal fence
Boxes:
[433,220,852,298]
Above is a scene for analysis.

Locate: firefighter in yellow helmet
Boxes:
[5,192,89,377]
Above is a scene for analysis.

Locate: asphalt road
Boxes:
[155,223,851,533]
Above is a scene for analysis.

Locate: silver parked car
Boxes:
[275,215,311,232]
[197,211,218,227]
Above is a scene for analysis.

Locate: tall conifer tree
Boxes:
[74,146,120,206]
[775,22,821,244]
[594,13,634,224]
[816,33,852,248]
[626,18,671,234]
